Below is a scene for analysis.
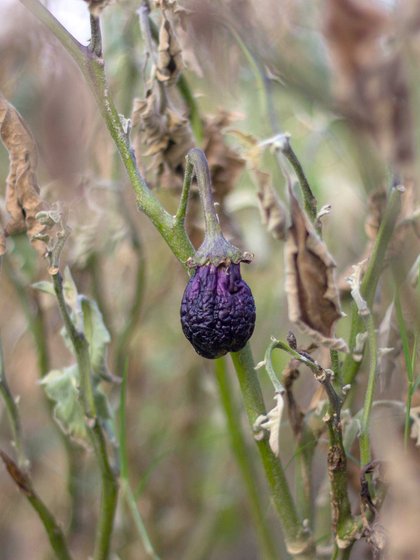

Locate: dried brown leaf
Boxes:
[0,94,48,255]
[131,86,194,187]
[285,187,347,351]
[256,170,287,240]
[156,16,183,86]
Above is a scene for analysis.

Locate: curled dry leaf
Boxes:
[285,187,348,351]
[256,170,287,240]
[131,85,194,187]
[0,94,48,255]
[227,127,287,240]
[156,15,183,85]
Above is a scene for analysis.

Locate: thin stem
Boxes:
[0,449,73,560]
[343,186,402,386]
[231,345,315,559]
[263,339,286,393]
[359,313,377,466]
[52,270,118,560]
[0,339,26,468]
[89,15,102,57]
[278,136,318,226]
[19,0,194,266]
[118,364,159,559]
[138,1,157,65]
[272,338,356,545]
[214,357,279,560]
[394,290,415,450]
[175,156,194,228]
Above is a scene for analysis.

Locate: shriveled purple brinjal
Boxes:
[181,263,255,359]
[179,148,256,359]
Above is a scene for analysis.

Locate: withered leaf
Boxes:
[227,128,287,240]
[0,94,48,255]
[256,170,287,240]
[131,86,194,187]
[285,187,347,351]
[156,16,183,86]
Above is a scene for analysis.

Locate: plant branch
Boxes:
[174,156,194,228]
[0,339,26,468]
[0,449,73,560]
[231,345,315,559]
[214,357,279,560]
[89,15,102,57]
[52,270,118,560]
[118,363,160,559]
[19,0,194,266]
[343,185,402,386]
[271,337,357,546]
[359,313,377,467]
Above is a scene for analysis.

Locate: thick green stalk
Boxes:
[214,358,279,560]
[343,186,401,386]
[52,271,118,560]
[231,345,315,559]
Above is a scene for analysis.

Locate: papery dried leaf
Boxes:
[156,16,183,85]
[285,188,347,351]
[84,0,113,16]
[131,86,194,187]
[256,170,287,240]
[0,94,48,255]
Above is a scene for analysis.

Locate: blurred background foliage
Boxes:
[0,0,419,559]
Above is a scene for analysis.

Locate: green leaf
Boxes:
[32,280,55,295]
[40,365,88,444]
[80,297,111,376]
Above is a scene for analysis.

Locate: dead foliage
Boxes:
[131,84,194,188]
[0,94,49,256]
[156,15,183,86]
[285,187,347,351]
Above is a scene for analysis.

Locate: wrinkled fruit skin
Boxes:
[180,263,256,359]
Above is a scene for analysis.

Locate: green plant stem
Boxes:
[0,339,26,468]
[279,137,318,225]
[0,449,73,560]
[359,314,377,466]
[0,353,72,560]
[19,0,194,266]
[118,364,159,559]
[52,271,118,560]
[273,339,356,545]
[394,290,415,450]
[343,186,402,386]
[214,357,279,560]
[175,157,194,228]
[231,345,315,559]
[3,256,84,537]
